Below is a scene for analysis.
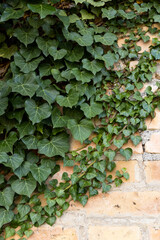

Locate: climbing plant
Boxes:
[0,0,160,239]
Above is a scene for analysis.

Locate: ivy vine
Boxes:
[0,0,160,239]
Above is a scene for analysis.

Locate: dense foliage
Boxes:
[0,0,160,239]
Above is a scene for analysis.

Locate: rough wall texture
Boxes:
[8,42,160,240]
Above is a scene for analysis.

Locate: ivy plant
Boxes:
[0,0,160,239]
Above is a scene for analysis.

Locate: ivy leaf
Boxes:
[94,32,117,46]
[0,209,14,228]
[93,160,106,173]
[72,68,93,83]
[56,90,79,108]
[0,8,24,22]
[0,152,8,164]
[80,102,103,119]
[130,135,142,146]
[65,46,84,62]
[103,51,117,68]
[11,175,37,197]
[120,148,133,160]
[25,99,52,124]
[0,97,8,116]
[102,7,117,19]
[36,37,57,57]
[27,4,56,19]
[14,52,44,74]
[82,59,103,75]
[46,216,56,226]
[113,139,125,149]
[107,161,116,172]
[104,150,116,161]
[37,133,69,157]
[51,107,68,128]
[4,153,24,171]
[13,28,38,47]
[67,119,94,143]
[9,73,39,98]
[0,132,17,153]
[17,121,35,139]
[151,48,160,60]
[24,230,33,238]
[102,183,111,193]
[5,227,15,239]
[19,45,41,62]
[78,195,88,207]
[22,136,38,150]
[0,187,15,210]
[48,47,67,60]
[14,162,31,179]
[0,44,17,59]
[29,212,41,224]
[153,15,160,23]
[30,164,51,184]
[36,81,59,105]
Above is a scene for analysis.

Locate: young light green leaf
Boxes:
[25,99,52,124]
[0,44,17,59]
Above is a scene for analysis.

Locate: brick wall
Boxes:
[9,54,160,240]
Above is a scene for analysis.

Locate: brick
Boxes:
[140,83,158,95]
[69,191,160,216]
[149,227,160,240]
[145,109,160,130]
[112,160,138,183]
[88,226,141,240]
[129,60,138,70]
[144,161,160,182]
[145,132,160,153]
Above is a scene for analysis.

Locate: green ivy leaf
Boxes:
[30,164,51,184]
[82,59,103,75]
[4,153,24,171]
[104,150,116,161]
[51,107,68,128]
[102,7,117,19]
[0,187,15,210]
[102,183,111,193]
[113,139,125,149]
[29,212,41,224]
[19,45,41,62]
[0,209,14,228]
[17,121,35,139]
[80,102,103,119]
[14,52,44,74]
[0,8,24,22]
[5,227,15,239]
[37,133,69,157]
[72,68,93,83]
[93,160,106,173]
[0,132,17,153]
[25,99,51,124]
[120,148,133,160]
[78,195,88,206]
[130,135,142,146]
[67,119,94,143]
[22,136,38,150]
[48,47,67,60]
[24,230,33,238]
[65,46,84,62]
[151,48,160,60]
[0,44,17,59]
[17,204,31,218]
[56,90,79,108]
[13,28,38,47]
[11,175,37,197]
[46,216,56,226]
[0,97,8,116]
[94,32,117,46]
[27,4,56,19]
[9,73,39,98]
